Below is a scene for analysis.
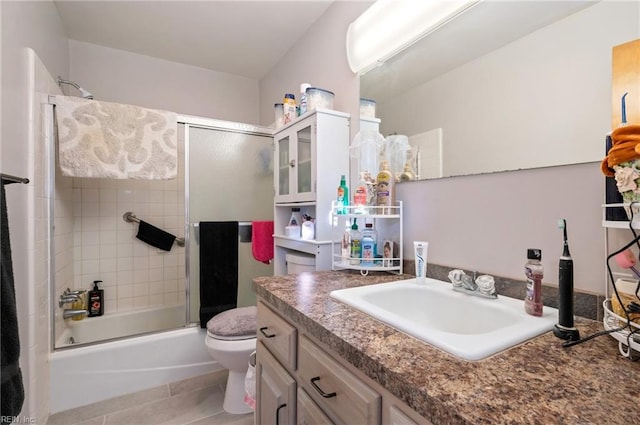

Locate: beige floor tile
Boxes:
[104,385,224,425]
[185,412,254,425]
[169,369,228,397]
[76,417,106,425]
[47,385,169,425]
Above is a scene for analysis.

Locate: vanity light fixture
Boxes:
[346,0,479,75]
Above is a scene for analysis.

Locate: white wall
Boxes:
[258,1,370,134]
[68,40,259,124]
[1,1,69,421]
[377,1,639,177]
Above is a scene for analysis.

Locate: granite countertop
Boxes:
[253,270,640,425]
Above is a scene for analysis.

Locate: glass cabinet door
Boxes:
[278,136,290,197]
[296,125,312,194]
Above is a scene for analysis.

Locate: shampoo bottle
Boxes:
[376,161,395,214]
[88,280,104,317]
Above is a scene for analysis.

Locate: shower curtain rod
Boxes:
[1,173,30,184]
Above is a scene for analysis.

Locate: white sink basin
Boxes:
[330,278,558,361]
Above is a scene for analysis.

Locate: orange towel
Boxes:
[601,125,640,176]
[251,221,274,264]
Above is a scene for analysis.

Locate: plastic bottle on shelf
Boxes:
[361,223,378,266]
[376,160,395,214]
[283,93,296,125]
[337,174,349,214]
[524,249,544,317]
[299,83,311,116]
[349,219,361,266]
[353,171,369,214]
[287,207,302,238]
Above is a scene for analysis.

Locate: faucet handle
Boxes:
[475,275,496,296]
[447,269,466,287]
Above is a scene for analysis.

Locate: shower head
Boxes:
[57,76,94,100]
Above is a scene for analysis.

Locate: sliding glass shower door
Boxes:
[187,125,273,324]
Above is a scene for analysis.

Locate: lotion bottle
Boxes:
[376,161,395,214]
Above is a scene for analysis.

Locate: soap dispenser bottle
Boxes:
[88,280,104,317]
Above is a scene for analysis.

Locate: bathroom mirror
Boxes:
[360,0,640,180]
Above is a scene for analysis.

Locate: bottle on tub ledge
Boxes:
[88,280,104,317]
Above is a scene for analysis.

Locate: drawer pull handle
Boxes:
[276,403,286,424]
[259,327,276,338]
[310,376,337,398]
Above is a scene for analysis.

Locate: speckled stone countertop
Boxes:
[253,271,640,425]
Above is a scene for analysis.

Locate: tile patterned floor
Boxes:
[47,371,254,425]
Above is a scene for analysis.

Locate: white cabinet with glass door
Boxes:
[273,109,350,274]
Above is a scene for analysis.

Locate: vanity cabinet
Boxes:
[256,296,432,425]
[273,109,350,275]
[256,341,296,425]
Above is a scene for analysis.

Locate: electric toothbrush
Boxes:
[553,219,580,341]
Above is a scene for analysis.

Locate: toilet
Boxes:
[204,306,257,414]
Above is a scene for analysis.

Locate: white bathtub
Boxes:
[49,326,220,413]
[56,305,187,348]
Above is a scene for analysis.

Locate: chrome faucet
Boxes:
[448,269,497,299]
[63,309,88,320]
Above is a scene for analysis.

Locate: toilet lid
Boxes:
[206,306,257,340]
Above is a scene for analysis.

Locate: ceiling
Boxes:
[53,0,338,80]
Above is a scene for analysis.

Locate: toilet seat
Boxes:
[205,305,257,341]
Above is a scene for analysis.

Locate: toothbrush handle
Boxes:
[558,257,574,328]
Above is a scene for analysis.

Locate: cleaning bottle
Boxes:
[353,171,369,214]
[337,174,349,214]
[88,280,104,317]
[349,219,361,266]
[524,249,543,317]
[376,160,395,214]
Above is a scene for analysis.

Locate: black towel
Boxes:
[136,220,176,251]
[1,180,25,420]
[199,221,239,328]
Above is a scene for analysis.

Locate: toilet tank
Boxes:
[286,253,316,274]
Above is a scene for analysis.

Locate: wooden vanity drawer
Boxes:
[298,335,381,425]
[257,301,297,371]
[298,388,335,425]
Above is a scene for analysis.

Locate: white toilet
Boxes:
[204,306,257,414]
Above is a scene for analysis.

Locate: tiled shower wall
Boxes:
[67,136,185,314]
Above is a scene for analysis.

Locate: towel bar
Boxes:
[123,211,185,247]
[1,173,29,184]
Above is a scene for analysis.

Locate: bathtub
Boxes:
[55,305,187,348]
[49,325,220,413]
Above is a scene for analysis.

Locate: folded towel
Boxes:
[1,181,25,419]
[136,220,176,251]
[251,221,274,264]
[55,95,178,179]
[601,124,640,176]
